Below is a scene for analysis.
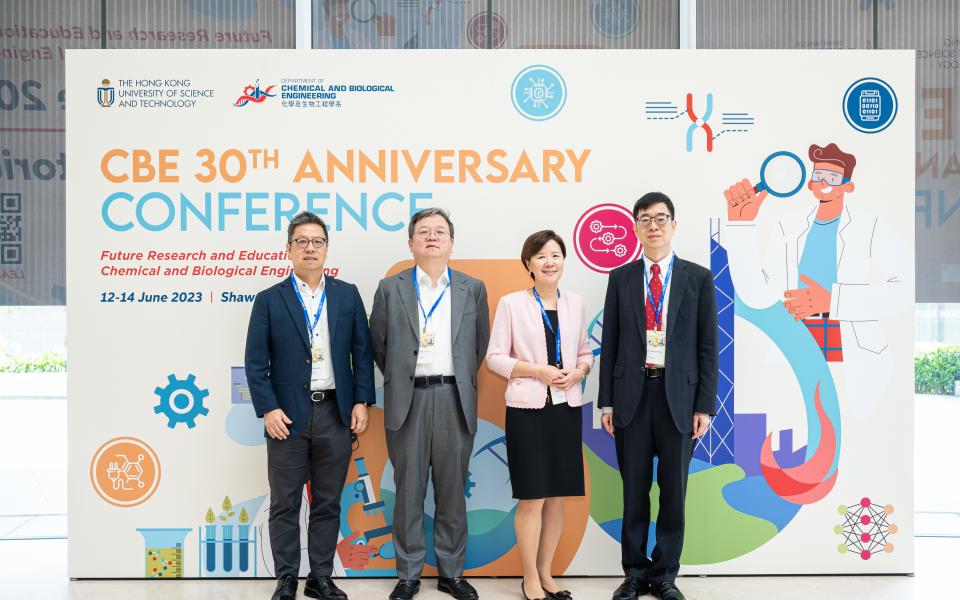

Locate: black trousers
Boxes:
[614,377,695,584]
[266,397,351,578]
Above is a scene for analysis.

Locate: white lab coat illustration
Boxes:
[721,202,908,359]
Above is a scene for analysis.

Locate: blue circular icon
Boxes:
[842,77,898,134]
[511,65,567,121]
[591,0,639,38]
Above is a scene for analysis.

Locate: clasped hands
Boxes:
[535,364,584,390]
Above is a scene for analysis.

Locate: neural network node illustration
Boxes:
[835,498,897,560]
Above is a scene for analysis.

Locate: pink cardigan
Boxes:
[485,289,595,408]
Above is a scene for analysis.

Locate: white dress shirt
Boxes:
[602,251,674,415]
[293,273,336,391]
[414,265,455,377]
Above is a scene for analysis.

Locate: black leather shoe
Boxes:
[612,576,650,600]
[305,575,348,599]
[650,581,685,600]
[390,579,421,600]
[438,577,479,599]
[272,575,298,600]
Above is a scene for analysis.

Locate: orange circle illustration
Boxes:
[89,437,161,507]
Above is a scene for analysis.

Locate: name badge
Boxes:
[646,330,666,366]
[550,386,567,405]
[311,344,325,364]
[417,330,436,366]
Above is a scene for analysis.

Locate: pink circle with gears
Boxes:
[573,203,642,273]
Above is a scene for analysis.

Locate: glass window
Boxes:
[493,0,679,49]
[106,0,295,49]
[313,0,489,49]
[697,0,872,49]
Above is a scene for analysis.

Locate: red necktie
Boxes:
[645,263,663,369]
[645,263,663,331]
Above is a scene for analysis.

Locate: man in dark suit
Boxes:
[245,211,375,600]
[598,193,718,600]
[370,207,490,600]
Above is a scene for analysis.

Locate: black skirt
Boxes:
[505,398,585,500]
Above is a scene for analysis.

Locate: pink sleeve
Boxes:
[485,296,518,379]
[576,300,595,369]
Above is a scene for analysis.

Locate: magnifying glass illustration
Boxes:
[754,150,807,198]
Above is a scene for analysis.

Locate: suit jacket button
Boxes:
[413,349,418,355]
[303,384,308,390]
[409,375,414,380]
[305,359,310,365]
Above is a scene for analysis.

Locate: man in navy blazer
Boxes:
[245,211,375,600]
[598,193,718,600]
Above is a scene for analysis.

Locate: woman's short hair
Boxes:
[520,230,566,280]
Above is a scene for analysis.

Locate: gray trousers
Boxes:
[386,383,475,580]
[267,397,351,578]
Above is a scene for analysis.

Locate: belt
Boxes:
[310,389,337,402]
[644,366,665,379]
[414,375,456,388]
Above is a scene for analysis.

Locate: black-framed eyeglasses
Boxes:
[635,213,672,227]
[293,237,328,249]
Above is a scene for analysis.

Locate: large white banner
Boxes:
[67,49,914,578]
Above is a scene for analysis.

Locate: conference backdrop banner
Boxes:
[66,49,914,578]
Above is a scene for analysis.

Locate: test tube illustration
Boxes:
[203,508,217,572]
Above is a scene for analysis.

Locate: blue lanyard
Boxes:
[532,288,562,368]
[290,273,326,342]
[643,255,675,330]
[413,266,451,332]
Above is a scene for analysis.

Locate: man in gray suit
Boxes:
[370,207,490,600]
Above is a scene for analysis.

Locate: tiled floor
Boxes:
[0,537,956,600]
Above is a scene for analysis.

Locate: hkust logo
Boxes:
[97,78,115,108]
[233,79,276,107]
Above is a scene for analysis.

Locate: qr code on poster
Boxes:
[1,192,23,265]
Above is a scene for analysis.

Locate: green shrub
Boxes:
[915,346,960,395]
[0,351,67,373]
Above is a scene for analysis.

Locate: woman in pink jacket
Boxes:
[486,230,594,600]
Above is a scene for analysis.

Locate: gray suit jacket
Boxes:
[370,267,490,434]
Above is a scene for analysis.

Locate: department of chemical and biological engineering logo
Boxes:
[97,78,115,107]
[511,65,567,121]
[842,77,898,134]
[234,79,277,107]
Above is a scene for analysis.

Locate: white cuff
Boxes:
[601,407,613,414]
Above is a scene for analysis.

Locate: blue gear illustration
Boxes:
[153,373,209,429]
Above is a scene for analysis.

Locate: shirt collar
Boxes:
[643,251,674,276]
[293,272,325,295]
[416,264,450,288]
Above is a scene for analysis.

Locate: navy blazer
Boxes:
[597,256,718,434]
[244,275,375,435]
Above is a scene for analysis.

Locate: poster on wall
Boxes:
[66,49,914,577]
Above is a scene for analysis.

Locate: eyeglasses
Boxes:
[811,169,849,186]
[635,213,672,228]
[414,228,450,239]
[292,237,328,249]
